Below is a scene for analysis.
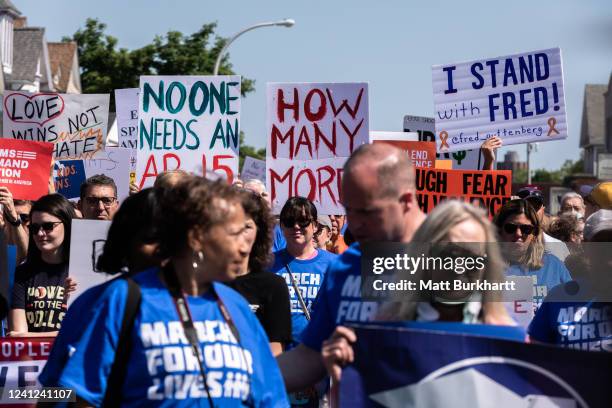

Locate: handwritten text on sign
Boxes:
[432,48,567,152]
[266,83,369,214]
[3,92,110,160]
[137,76,241,188]
[416,168,512,218]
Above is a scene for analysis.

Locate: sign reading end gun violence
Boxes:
[266,82,369,214]
[136,76,241,189]
[3,92,110,160]
[416,168,512,218]
[432,48,567,152]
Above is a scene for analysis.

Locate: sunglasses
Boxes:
[85,196,117,207]
[281,218,314,229]
[503,223,535,236]
[28,221,62,234]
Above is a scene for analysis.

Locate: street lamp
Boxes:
[213,19,295,75]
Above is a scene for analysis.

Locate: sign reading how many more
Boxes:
[137,76,241,188]
[3,92,110,160]
[266,83,369,214]
[432,48,567,152]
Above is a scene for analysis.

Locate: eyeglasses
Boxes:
[503,223,535,236]
[28,222,62,234]
[281,218,313,229]
[85,196,117,207]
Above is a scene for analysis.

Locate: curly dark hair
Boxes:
[239,190,274,273]
[154,175,243,258]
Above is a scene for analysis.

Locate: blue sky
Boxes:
[18,0,612,170]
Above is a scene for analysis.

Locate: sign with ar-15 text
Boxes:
[3,92,110,160]
[432,48,567,152]
[137,76,241,189]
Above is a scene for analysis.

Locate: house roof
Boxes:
[580,84,607,148]
[48,42,78,92]
[0,0,21,17]
[9,27,44,83]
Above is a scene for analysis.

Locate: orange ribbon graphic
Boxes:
[547,117,560,137]
[439,131,450,151]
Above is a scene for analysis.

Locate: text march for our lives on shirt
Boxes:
[270,248,337,342]
[300,244,380,352]
[38,268,289,407]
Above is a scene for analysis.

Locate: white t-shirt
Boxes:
[543,232,570,261]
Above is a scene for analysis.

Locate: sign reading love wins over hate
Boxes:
[3,92,110,160]
[137,76,240,189]
[266,82,369,214]
[432,48,567,152]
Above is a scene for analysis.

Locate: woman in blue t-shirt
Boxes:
[495,199,572,307]
[40,176,289,407]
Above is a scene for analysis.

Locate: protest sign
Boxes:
[416,168,512,218]
[54,147,131,202]
[137,76,241,188]
[241,156,266,183]
[0,337,55,406]
[503,276,534,329]
[67,219,112,306]
[114,88,139,181]
[3,92,110,160]
[403,115,483,169]
[267,82,369,214]
[341,325,612,407]
[432,48,567,152]
[371,131,435,168]
[0,139,53,200]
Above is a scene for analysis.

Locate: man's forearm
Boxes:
[277,344,327,393]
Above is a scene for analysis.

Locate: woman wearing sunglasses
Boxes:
[8,194,76,337]
[494,199,572,309]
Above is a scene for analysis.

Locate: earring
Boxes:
[192,251,204,269]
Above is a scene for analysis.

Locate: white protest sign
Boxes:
[432,48,567,152]
[403,115,484,169]
[114,88,139,177]
[137,76,241,189]
[241,156,266,183]
[503,276,534,329]
[3,92,110,160]
[67,219,112,306]
[266,82,369,214]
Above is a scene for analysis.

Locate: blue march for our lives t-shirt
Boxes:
[39,268,289,407]
[505,252,572,309]
[300,244,380,352]
[270,249,337,343]
[528,281,612,352]
[272,224,286,252]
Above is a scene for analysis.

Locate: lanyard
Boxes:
[162,265,251,407]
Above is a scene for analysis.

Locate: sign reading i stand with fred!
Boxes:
[137,76,241,189]
[432,48,567,152]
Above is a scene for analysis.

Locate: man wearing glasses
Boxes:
[77,175,119,221]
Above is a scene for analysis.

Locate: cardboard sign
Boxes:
[266,82,369,214]
[137,76,241,189]
[371,132,435,168]
[503,276,534,329]
[432,48,567,152]
[416,168,512,218]
[404,115,484,169]
[0,338,54,405]
[3,92,110,160]
[341,325,612,407]
[114,88,139,180]
[67,219,112,306]
[54,147,131,202]
[0,139,53,200]
[241,156,266,183]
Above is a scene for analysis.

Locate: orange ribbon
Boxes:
[547,117,559,137]
[439,131,450,151]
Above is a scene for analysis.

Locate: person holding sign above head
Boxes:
[78,174,119,220]
[0,187,30,264]
[8,194,77,337]
[495,199,572,309]
[39,175,289,407]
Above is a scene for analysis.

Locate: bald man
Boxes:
[277,143,425,392]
